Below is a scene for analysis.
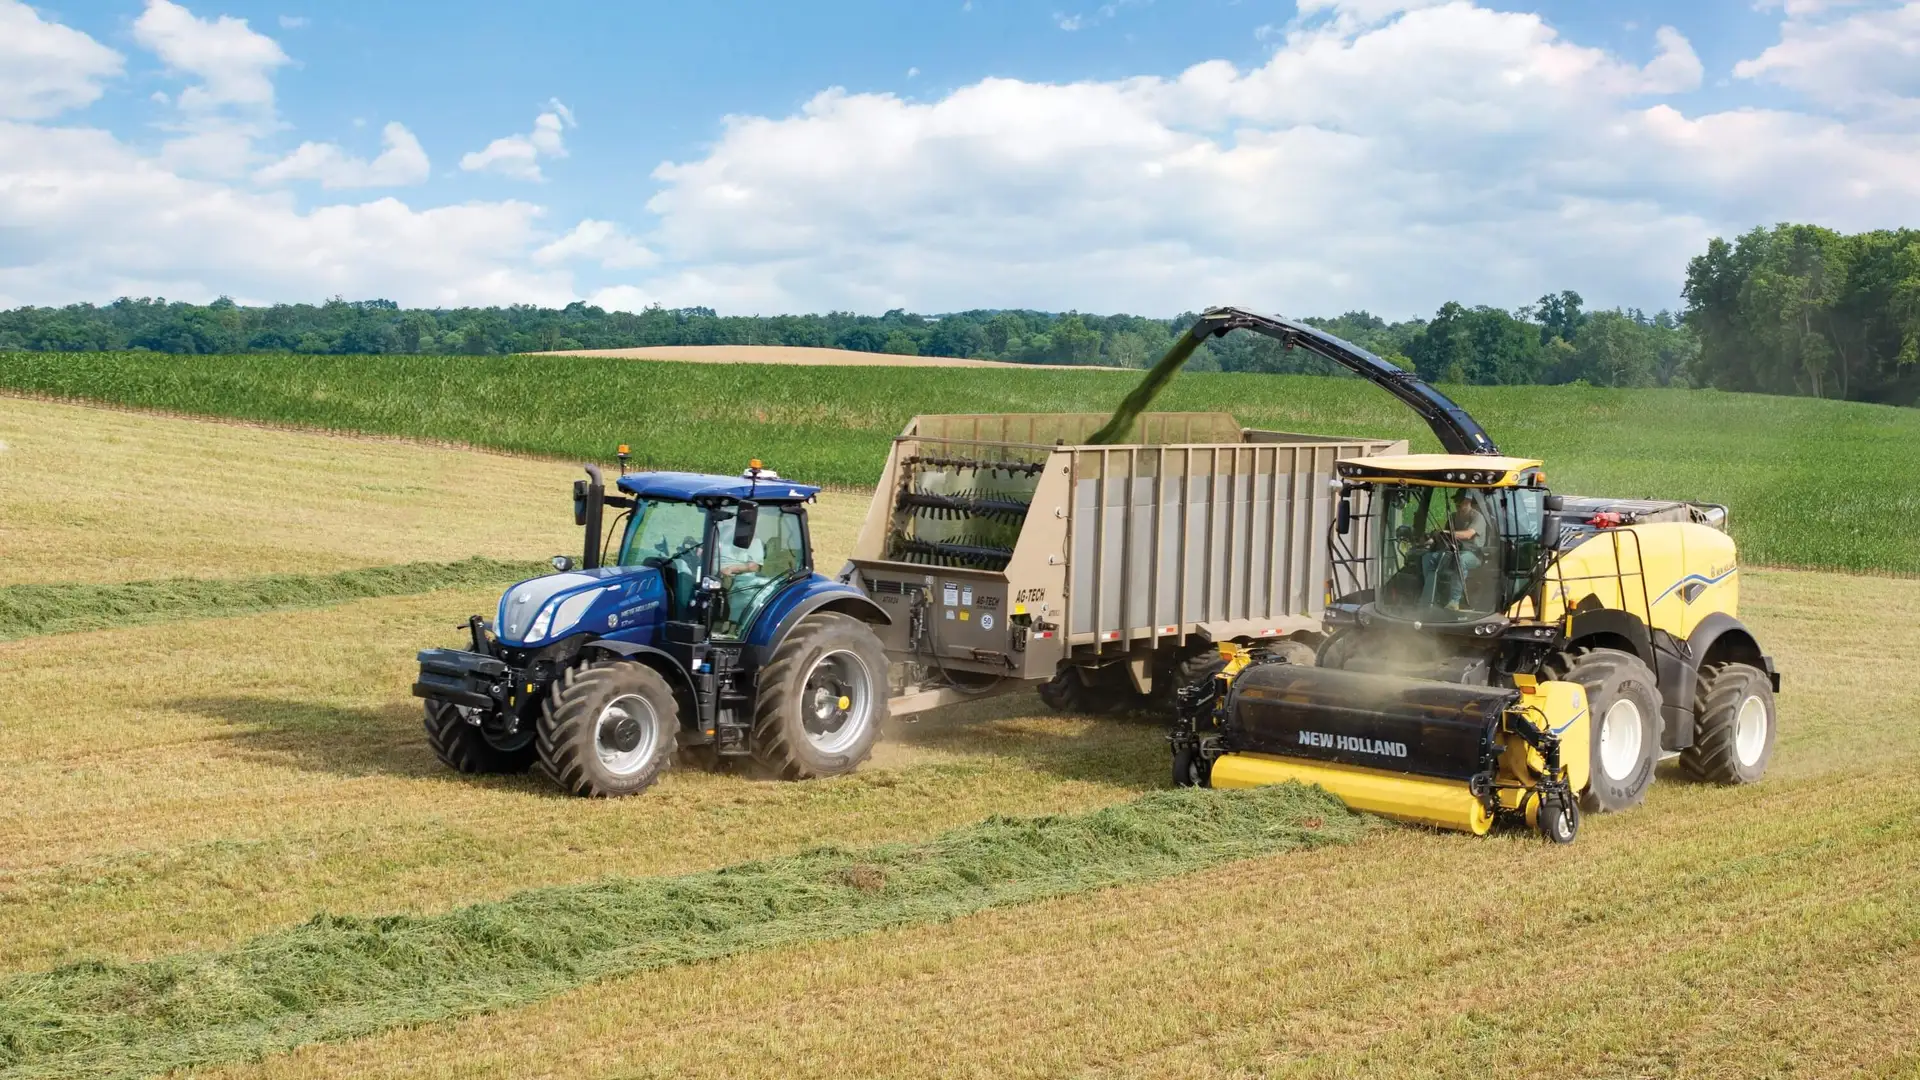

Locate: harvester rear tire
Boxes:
[1565,648,1662,815]
[537,661,680,798]
[1680,663,1776,784]
[752,613,887,780]
[423,700,536,774]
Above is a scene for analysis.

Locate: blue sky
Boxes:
[3,0,1917,317]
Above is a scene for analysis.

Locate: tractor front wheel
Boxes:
[752,613,887,780]
[423,700,536,774]
[537,661,680,797]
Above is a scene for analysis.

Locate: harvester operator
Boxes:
[1420,491,1488,610]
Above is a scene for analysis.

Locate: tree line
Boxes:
[2,223,1913,405]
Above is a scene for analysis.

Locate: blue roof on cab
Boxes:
[615,471,820,503]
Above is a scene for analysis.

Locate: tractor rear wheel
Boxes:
[1561,648,1662,814]
[537,661,680,797]
[423,700,536,774]
[752,613,887,780]
[1680,663,1776,784]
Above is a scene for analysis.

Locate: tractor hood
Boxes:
[495,565,666,648]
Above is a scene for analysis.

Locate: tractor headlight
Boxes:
[527,588,607,643]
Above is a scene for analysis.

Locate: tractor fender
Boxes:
[746,579,891,664]
[579,639,699,712]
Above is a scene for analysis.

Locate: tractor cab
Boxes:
[1330,454,1552,632]
[594,466,818,640]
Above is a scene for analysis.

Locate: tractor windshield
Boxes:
[1373,484,1545,624]
[618,499,710,616]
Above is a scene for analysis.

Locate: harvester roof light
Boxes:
[749,459,763,470]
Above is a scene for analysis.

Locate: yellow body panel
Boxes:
[1536,522,1739,637]
[1210,753,1496,834]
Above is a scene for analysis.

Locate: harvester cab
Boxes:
[413,458,892,798]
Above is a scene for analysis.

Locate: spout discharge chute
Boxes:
[1090,307,1499,457]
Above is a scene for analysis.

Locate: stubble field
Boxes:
[0,392,1915,1079]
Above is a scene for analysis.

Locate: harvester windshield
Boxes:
[1374,484,1545,623]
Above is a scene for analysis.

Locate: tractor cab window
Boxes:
[1375,485,1501,624]
[618,499,709,617]
[714,503,808,639]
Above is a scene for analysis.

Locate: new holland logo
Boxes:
[1298,730,1409,758]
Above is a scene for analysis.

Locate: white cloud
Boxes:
[0,0,124,119]
[278,14,307,29]
[1736,2,1920,110]
[0,118,580,308]
[533,219,656,269]
[254,121,430,188]
[461,100,576,181]
[631,6,1915,316]
[134,0,288,111]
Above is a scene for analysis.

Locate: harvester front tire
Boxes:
[537,661,679,798]
[1680,663,1776,785]
[423,700,536,774]
[752,613,887,780]
[1566,648,1661,815]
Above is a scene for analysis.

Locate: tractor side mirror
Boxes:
[1335,491,1353,536]
[732,501,760,549]
[1543,495,1565,512]
[572,479,590,526]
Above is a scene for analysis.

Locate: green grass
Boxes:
[2,352,1915,573]
[0,558,542,641]
[0,784,1361,1080]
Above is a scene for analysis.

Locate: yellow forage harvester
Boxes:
[1172,644,1590,843]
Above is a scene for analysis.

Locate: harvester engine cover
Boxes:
[1176,650,1590,842]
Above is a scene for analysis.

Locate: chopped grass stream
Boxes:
[0,784,1364,1080]
[0,558,542,641]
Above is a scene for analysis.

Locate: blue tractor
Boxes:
[413,459,892,797]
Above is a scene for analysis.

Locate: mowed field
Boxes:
[1,395,1917,1078]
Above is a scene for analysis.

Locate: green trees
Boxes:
[1,223,1914,406]
[1684,224,1920,405]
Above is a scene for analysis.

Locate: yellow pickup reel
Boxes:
[1172,644,1590,843]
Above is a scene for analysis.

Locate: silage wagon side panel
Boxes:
[1062,437,1401,651]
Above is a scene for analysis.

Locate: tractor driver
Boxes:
[716,527,767,630]
[1420,490,1488,610]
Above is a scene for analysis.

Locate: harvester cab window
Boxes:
[714,504,807,639]
[1493,487,1547,610]
[618,499,709,617]
[1376,485,1500,623]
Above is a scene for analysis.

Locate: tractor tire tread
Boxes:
[423,700,535,774]
[537,660,678,797]
[751,613,886,781]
